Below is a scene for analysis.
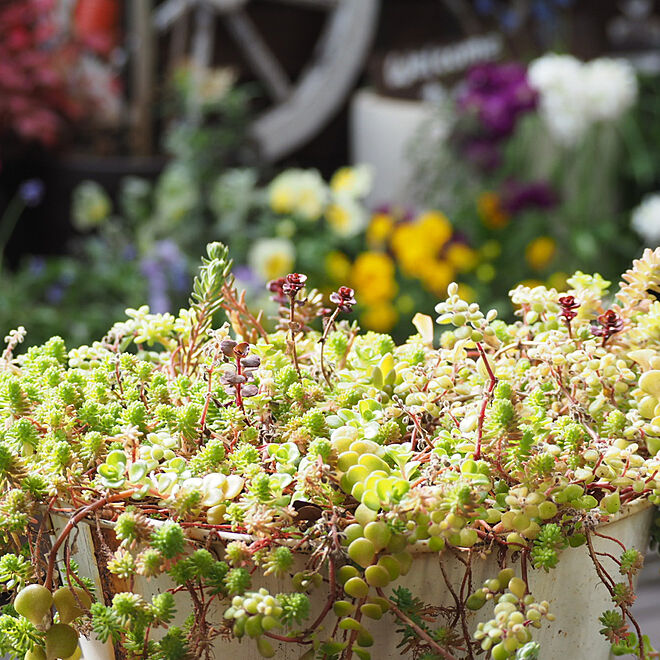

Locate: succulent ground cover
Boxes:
[2,245,660,659]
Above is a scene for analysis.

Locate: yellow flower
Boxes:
[248,238,295,282]
[270,183,295,215]
[391,225,430,277]
[418,259,455,296]
[330,164,372,198]
[446,243,478,272]
[361,301,398,332]
[417,211,452,248]
[525,236,556,271]
[547,271,569,291]
[268,169,328,221]
[367,213,394,245]
[325,251,352,282]
[351,252,397,304]
[478,192,510,229]
[456,283,477,303]
[326,195,368,237]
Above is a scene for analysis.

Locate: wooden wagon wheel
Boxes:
[153,0,381,162]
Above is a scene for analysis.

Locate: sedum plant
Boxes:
[2,244,660,659]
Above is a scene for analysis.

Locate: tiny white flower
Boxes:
[631,194,660,246]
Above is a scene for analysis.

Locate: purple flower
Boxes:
[19,179,44,207]
[462,137,502,171]
[28,256,45,276]
[500,180,558,215]
[122,244,138,261]
[140,257,170,314]
[154,240,188,293]
[46,283,66,304]
[457,62,537,139]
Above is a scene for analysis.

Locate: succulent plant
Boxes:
[2,245,660,659]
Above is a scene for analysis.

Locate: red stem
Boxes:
[474,343,497,461]
[44,489,136,590]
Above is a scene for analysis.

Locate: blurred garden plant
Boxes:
[0,0,107,150]
[0,64,253,346]
[2,243,660,659]
[412,55,653,314]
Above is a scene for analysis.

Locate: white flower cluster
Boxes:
[528,54,638,144]
[632,194,660,246]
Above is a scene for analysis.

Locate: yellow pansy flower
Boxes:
[478,192,510,229]
[248,238,295,282]
[390,223,418,253]
[268,169,328,221]
[419,259,455,297]
[525,236,556,271]
[391,225,430,277]
[325,251,352,282]
[361,301,399,332]
[330,164,372,198]
[417,210,452,248]
[367,213,394,245]
[446,243,478,272]
[351,252,397,304]
[326,195,368,237]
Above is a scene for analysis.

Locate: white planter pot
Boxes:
[51,501,653,660]
[349,89,439,208]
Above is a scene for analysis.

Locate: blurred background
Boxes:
[2,0,660,347]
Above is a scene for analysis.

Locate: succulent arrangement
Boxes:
[2,243,660,660]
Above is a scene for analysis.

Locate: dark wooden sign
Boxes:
[372,32,504,99]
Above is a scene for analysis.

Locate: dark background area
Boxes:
[0,0,641,266]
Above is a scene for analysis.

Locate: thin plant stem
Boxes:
[288,294,301,377]
[319,308,339,385]
[475,342,497,460]
[375,588,460,660]
[44,489,137,590]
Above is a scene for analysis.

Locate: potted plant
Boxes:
[1,243,660,660]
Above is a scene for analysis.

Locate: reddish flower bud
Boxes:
[329,286,357,313]
[282,273,307,297]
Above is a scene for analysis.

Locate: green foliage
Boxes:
[531,524,566,571]
[0,554,31,591]
[150,522,185,559]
